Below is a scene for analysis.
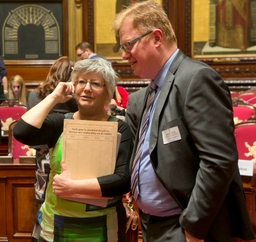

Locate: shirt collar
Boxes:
[88,53,97,58]
[153,48,179,89]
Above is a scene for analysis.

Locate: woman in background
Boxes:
[27,56,78,242]
[113,86,129,109]
[109,86,129,118]
[28,56,78,113]
[8,75,28,105]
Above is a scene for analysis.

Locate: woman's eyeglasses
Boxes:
[77,80,105,90]
[120,31,152,53]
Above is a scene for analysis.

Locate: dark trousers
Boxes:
[139,210,186,242]
[38,237,47,242]
[139,209,236,242]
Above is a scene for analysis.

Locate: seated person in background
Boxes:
[113,86,129,109]
[13,58,133,242]
[8,75,28,105]
[109,85,129,118]
[27,56,78,242]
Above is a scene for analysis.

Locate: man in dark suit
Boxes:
[113,1,255,242]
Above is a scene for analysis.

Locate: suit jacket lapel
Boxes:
[149,50,187,155]
[149,72,174,154]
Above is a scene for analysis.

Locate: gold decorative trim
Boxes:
[75,0,82,8]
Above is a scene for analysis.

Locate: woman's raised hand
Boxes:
[51,82,75,103]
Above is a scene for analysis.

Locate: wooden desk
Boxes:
[0,135,8,156]
[0,163,255,242]
[0,163,138,242]
[0,163,36,242]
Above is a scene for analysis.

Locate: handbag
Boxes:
[123,195,139,233]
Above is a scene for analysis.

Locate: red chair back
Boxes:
[230,91,239,99]
[8,121,36,163]
[0,106,27,132]
[239,92,256,105]
[232,105,255,124]
[235,122,256,161]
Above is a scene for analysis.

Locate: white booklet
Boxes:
[61,119,121,207]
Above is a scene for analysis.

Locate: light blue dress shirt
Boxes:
[88,53,97,59]
[136,49,183,217]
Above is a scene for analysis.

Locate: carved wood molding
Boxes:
[224,78,256,91]
[113,67,136,78]
[162,0,169,15]
[75,0,82,8]
[215,66,256,77]
[203,61,256,78]
[83,0,94,48]
[184,0,191,57]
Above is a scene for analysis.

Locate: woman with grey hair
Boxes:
[71,58,117,106]
[13,58,133,242]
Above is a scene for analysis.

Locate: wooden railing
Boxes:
[4,59,256,94]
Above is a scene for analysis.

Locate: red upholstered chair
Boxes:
[232,105,256,125]
[235,122,256,174]
[232,97,248,106]
[239,92,256,105]
[0,104,27,134]
[230,91,239,99]
[234,121,256,239]
[8,121,36,163]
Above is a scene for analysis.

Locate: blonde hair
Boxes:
[8,75,27,105]
[112,0,177,43]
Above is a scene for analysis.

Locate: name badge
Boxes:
[238,159,254,176]
[162,126,181,144]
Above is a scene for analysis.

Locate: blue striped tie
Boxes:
[131,82,157,200]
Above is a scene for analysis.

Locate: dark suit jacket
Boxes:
[126,50,255,240]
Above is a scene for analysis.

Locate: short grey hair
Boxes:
[71,58,118,105]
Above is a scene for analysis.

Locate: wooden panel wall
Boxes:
[5,60,54,91]
[3,0,256,94]
[4,60,150,94]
